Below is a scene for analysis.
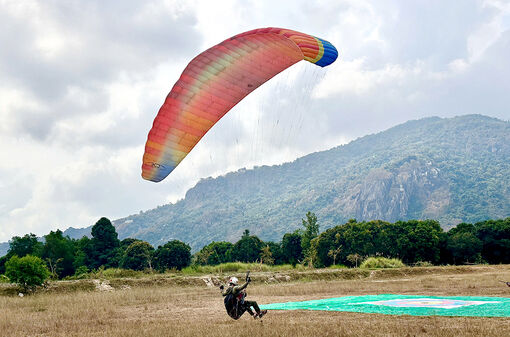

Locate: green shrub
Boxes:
[271,264,307,271]
[180,262,303,275]
[5,255,50,292]
[64,266,91,280]
[181,262,257,274]
[327,264,347,269]
[360,257,405,269]
[93,268,147,279]
[414,261,433,267]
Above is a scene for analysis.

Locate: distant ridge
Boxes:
[16,114,510,254]
[0,242,8,257]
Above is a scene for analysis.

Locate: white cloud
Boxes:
[314,59,411,96]
[0,0,509,242]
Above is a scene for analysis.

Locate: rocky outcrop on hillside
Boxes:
[335,158,450,222]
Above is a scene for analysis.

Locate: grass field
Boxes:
[1,265,510,337]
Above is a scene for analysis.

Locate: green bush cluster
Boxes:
[360,257,405,269]
[5,255,49,291]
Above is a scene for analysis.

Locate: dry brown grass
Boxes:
[1,265,510,337]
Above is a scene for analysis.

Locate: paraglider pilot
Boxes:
[220,273,267,320]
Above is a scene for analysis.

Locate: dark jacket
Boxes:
[222,281,249,297]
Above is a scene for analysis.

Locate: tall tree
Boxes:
[42,230,75,278]
[0,255,9,274]
[281,232,302,266]
[476,218,510,264]
[307,225,341,267]
[301,212,319,256]
[8,234,43,258]
[407,220,443,264]
[448,232,482,264]
[264,241,284,265]
[394,220,443,264]
[195,241,233,265]
[260,245,274,265]
[153,240,191,271]
[121,241,154,271]
[87,217,120,269]
[230,230,263,263]
[72,236,91,273]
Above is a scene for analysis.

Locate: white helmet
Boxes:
[228,276,239,285]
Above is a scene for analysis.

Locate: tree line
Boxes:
[194,215,510,268]
[0,217,192,279]
[1,214,509,282]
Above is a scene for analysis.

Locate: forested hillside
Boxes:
[61,114,509,251]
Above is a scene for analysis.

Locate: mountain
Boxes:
[61,114,509,251]
[0,242,8,257]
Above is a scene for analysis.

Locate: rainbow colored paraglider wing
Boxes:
[142,27,338,182]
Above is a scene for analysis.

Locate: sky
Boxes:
[1,0,510,242]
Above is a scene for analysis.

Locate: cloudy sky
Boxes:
[1,0,509,242]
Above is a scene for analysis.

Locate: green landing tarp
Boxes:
[260,294,510,317]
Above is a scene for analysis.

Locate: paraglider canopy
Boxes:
[142,27,338,182]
